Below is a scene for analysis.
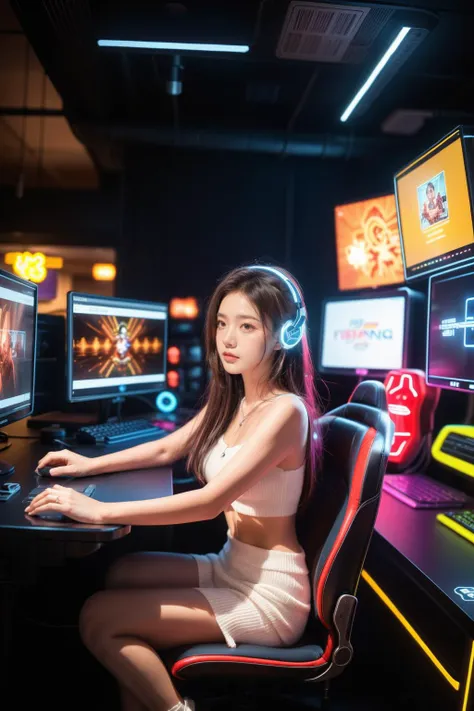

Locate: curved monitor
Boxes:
[395,127,474,281]
[0,269,37,427]
[319,288,422,377]
[67,292,168,403]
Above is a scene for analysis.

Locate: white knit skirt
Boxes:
[190,532,311,649]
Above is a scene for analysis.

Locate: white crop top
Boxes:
[203,394,308,517]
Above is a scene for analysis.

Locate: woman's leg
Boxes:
[105,551,200,590]
[104,551,201,709]
[79,587,225,711]
[120,685,147,711]
[105,552,201,708]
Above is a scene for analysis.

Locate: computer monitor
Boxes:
[426,263,474,393]
[67,292,168,403]
[395,126,474,281]
[319,288,422,377]
[334,194,404,291]
[0,269,37,475]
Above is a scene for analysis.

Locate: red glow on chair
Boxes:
[384,369,440,467]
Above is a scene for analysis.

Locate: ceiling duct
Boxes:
[81,123,404,159]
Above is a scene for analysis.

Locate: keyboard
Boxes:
[436,431,474,465]
[75,419,166,445]
[23,483,96,505]
[437,509,474,545]
[383,473,468,509]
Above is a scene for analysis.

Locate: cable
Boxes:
[0,430,38,440]
[52,438,80,451]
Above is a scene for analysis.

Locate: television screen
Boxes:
[319,292,408,375]
[334,194,404,291]
[395,128,474,280]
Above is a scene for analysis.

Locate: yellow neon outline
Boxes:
[361,569,460,690]
[462,641,474,711]
[431,425,474,480]
[437,513,474,545]
[395,128,460,178]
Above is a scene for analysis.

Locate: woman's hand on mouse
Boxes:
[36,450,93,478]
[24,484,105,524]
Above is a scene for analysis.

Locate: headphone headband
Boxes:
[247,265,306,349]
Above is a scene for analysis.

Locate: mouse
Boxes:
[36,466,72,479]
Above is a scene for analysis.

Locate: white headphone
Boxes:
[247,265,307,349]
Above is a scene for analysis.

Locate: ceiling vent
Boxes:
[276,2,371,62]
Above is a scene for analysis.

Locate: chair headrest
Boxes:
[348,380,387,411]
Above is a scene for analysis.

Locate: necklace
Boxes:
[220,394,281,458]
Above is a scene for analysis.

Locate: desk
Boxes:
[0,421,173,669]
[363,491,474,711]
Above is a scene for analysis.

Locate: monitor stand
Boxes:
[27,410,100,431]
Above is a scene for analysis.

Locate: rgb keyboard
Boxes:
[383,473,468,509]
[437,509,474,545]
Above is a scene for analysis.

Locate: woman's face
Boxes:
[215,291,279,376]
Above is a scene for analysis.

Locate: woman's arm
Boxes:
[99,397,305,526]
[87,404,208,475]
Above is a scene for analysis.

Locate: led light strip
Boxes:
[340,27,411,122]
[361,569,460,690]
[462,641,474,711]
[98,39,250,53]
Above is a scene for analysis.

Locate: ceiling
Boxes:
[0,0,98,189]
[3,0,474,185]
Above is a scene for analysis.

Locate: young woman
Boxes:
[26,265,322,711]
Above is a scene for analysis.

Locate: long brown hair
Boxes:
[187,264,323,513]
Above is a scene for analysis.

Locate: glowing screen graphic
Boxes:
[334,195,404,291]
[427,266,474,393]
[396,132,474,280]
[320,295,406,374]
[68,293,167,402]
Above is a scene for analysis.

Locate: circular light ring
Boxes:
[156,391,178,413]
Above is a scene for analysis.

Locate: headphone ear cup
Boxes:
[280,320,303,349]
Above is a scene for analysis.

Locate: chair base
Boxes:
[175,680,331,711]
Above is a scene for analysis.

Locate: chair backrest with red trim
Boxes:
[296,380,393,641]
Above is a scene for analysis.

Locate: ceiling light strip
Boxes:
[340,27,411,123]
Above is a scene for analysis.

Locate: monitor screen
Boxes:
[334,194,404,291]
[319,292,408,375]
[0,269,37,426]
[395,128,474,281]
[67,292,168,402]
[427,264,474,393]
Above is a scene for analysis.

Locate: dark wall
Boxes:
[0,187,120,247]
[120,146,395,348]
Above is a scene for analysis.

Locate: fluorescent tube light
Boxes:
[98,39,250,53]
[340,27,411,123]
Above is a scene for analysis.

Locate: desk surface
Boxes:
[0,420,173,544]
[374,490,474,634]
